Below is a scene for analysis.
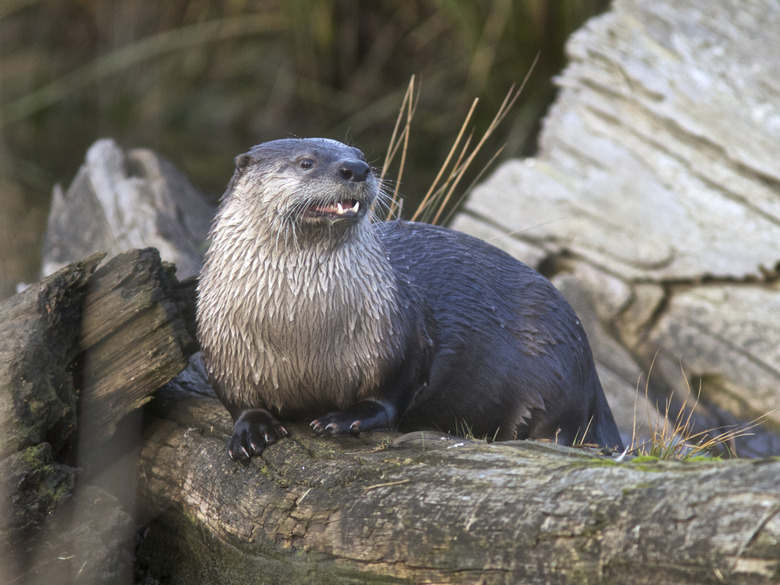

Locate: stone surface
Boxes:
[452,0,780,455]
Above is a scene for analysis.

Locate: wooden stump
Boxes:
[0,249,197,585]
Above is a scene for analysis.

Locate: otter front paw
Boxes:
[228,409,288,461]
[310,399,395,436]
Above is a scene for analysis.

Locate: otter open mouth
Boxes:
[305,199,361,220]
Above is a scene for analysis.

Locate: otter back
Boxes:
[375,220,623,449]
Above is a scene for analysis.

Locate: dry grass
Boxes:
[627,358,771,460]
[379,55,539,224]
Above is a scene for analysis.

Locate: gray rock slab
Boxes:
[452,0,780,454]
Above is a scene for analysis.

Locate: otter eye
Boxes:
[298,158,315,170]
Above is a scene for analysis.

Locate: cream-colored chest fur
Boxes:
[197,220,405,413]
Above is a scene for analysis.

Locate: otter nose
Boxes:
[338,159,370,182]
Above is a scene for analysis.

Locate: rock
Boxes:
[452,0,780,455]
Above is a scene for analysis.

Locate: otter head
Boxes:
[225,138,378,242]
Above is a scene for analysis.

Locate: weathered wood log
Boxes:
[135,371,780,585]
[42,138,214,281]
[0,248,197,585]
[0,253,103,581]
[77,247,198,448]
[0,253,103,461]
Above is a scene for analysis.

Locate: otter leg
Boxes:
[311,336,429,436]
[228,408,288,461]
[310,398,397,436]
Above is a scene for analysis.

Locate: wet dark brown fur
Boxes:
[197,138,624,460]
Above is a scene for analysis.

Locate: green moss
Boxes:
[621,482,654,496]
[682,455,724,463]
[580,458,618,467]
[11,443,76,522]
[629,455,660,464]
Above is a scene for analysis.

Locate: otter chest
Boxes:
[226,243,403,413]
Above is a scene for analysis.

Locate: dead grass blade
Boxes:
[379,75,419,220]
[381,53,539,224]
[629,357,772,460]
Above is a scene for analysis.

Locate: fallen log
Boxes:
[0,253,103,582]
[0,253,102,461]
[136,370,780,585]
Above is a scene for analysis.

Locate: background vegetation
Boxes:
[0,0,608,298]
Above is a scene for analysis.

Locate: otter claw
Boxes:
[228,409,288,461]
[263,428,286,444]
[311,402,394,436]
[310,416,361,436]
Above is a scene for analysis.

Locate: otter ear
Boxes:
[234,153,254,172]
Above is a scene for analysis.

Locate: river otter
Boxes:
[196,138,624,460]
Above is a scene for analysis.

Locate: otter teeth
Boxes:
[336,201,360,215]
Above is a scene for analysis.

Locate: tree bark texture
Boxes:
[136,375,780,585]
[0,253,103,578]
[0,249,197,585]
